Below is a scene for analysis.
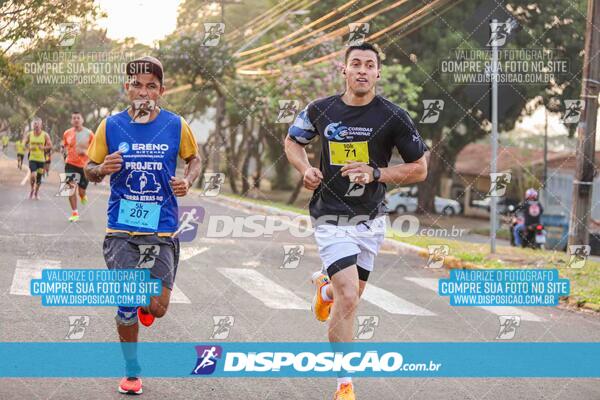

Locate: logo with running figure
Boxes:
[201,173,225,196]
[202,23,225,47]
[211,316,234,339]
[65,315,89,340]
[57,22,80,47]
[420,100,444,124]
[192,345,223,375]
[354,315,379,340]
[567,245,591,269]
[347,23,370,46]
[276,100,300,123]
[496,315,521,340]
[487,20,515,47]
[345,176,367,197]
[131,99,155,123]
[561,100,585,124]
[57,172,80,197]
[137,245,160,268]
[175,206,205,242]
[126,171,162,194]
[426,245,449,269]
[281,245,304,269]
[487,173,511,197]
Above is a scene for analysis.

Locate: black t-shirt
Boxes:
[517,200,544,226]
[288,94,427,224]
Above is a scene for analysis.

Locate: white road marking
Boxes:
[170,283,191,304]
[20,169,30,186]
[362,284,436,316]
[199,238,236,245]
[404,277,544,322]
[179,246,209,261]
[218,268,310,310]
[242,261,261,267]
[10,259,61,296]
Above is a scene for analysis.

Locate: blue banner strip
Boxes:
[1,342,599,378]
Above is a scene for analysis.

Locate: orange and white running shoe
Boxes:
[310,271,333,322]
[118,377,142,395]
[334,383,356,400]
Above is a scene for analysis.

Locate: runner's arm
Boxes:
[379,155,427,184]
[284,136,312,175]
[61,132,67,158]
[184,155,201,185]
[383,108,428,184]
[84,119,113,182]
[284,105,323,189]
[43,133,53,151]
[84,161,104,182]
[179,118,200,186]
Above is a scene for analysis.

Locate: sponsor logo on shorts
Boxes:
[137,245,160,268]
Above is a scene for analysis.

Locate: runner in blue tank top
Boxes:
[85,56,201,395]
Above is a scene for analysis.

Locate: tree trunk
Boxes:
[240,123,253,194]
[266,124,292,190]
[253,124,266,189]
[287,177,304,205]
[417,138,446,214]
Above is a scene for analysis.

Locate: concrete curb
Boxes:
[207,194,598,314]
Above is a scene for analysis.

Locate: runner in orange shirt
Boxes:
[62,111,94,221]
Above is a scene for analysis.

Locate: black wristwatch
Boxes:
[372,167,381,182]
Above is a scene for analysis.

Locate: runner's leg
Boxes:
[328,266,360,343]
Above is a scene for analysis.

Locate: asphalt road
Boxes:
[1,151,599,399]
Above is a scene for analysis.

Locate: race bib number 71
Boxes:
[329,141,370,166]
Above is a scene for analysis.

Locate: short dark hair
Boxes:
[71,111,81,115]
[344,42,381,68]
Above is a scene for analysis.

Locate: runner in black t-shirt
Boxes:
[285,42,428,400]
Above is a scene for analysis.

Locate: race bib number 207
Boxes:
[329,141,370,166]
[118,199,161,229]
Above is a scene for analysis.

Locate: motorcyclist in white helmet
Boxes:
[513,188,544,246]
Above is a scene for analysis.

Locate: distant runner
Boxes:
[62,111,94,221]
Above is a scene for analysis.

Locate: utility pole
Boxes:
[490,19,499,254]
[568,0,600,246]
[543,105,548,197]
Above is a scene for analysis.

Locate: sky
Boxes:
[96,0,182,46]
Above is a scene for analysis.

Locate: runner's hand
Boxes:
[170,176,190,197]
[341,162,374,184]
[303,167,323,190]
[99,151,123,175]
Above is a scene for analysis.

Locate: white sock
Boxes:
[337,377,352,390]
[72,209,78,214]
[321,284,332,301]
